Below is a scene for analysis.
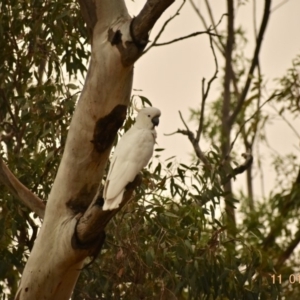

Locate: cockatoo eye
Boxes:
[148,115,150,117]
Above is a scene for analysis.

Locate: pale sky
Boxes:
[124,0,300,199]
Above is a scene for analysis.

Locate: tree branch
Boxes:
[221,153,253,185]
[222,0,234,138]
[164,112,210,166]
[229,0,272,127]
[74,175,142,247]
[178,111,211,166]
[204,0,217,31]
[100,0,176,66]
[78,0,97,39]
[131,0,175,47]
[143,0,186,54]
[230,93,278,152]
[263,168,300,250]
[196,33,219,142]
[0,156,45,219]
[270,104,300,140]
[276,226,300,269]
[189,0,226,55]
[177,129,211,166]
[152,30,220,47]
[195,153,253,207]
[222,0,235,232]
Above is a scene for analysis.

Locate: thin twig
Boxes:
[241,1,261,209]
[196,33,219,142]
[152,30,220,47]
[253,0,258,39]
[178,111,190,132]
[189,0,226,55]
[189,0,208,27]
[270,104,300,140]
[143,0,186,54]
[249,66,262,148]
[177,129,211,166]
[164,131,179,137]
[272,0,289,13]
[230,92,280,152]
[197,152,253,207]
[177,111,210,166]
[198,77,206,142]
[205,0,217,30]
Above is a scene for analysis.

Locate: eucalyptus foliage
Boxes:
[0,0,87,295]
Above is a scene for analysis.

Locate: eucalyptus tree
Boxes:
[0,0,176,298]
[1,0,300,299]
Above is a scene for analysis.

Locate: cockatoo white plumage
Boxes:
[102,107,161,211]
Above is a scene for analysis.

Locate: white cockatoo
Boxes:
[102,107,161,211]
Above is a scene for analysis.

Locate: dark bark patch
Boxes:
[71,227,106,269]
[108,28,122,46]
[66,183,98,214]
[95,194,104,207]
[91,105,127,153]
[107,26,145,67]
[71,217,106,253]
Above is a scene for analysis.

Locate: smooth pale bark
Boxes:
[15,0,175,298]
[16,2,133,299]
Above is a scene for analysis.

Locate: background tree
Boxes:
[1,0,300,299]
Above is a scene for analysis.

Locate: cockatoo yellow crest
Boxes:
[103,107,161,210]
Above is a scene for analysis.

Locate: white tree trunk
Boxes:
[14,0,175,298]
[16,1,133,299]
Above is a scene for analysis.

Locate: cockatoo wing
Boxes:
[103,127,155,210]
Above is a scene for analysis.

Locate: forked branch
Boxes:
[74,175,142,248]
[175,128,210,166]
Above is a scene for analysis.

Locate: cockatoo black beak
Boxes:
[151,116,160,126]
